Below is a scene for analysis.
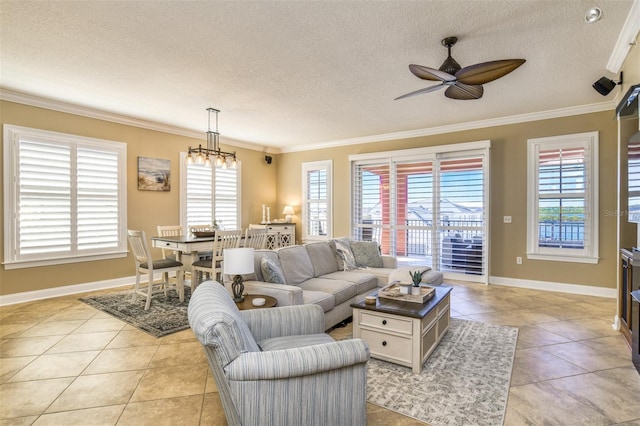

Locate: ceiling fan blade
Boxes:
[444,83,484,100]
[395,83,446,100]
[409,64,455,82]
[455,59,526,85]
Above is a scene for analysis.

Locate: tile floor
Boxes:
[1,281,639,425]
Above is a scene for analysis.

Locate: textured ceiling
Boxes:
[0,1,636,151]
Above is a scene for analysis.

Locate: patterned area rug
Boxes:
[80,287,191,337]
[367,318,518,426]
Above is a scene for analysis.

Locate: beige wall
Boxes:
[277,111,619,289]
[0,101,277,296]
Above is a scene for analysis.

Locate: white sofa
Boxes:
[224,239,443,330]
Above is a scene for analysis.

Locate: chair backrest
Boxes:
[127,229,152,267]
[244,228,268,249]
[212,229,243,260]
[157,225,183,258]
[188,281,261,365]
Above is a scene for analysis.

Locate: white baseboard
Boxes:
[490,276,617,299]
[0,276,136,307]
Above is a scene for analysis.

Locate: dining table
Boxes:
[151,234,215,262]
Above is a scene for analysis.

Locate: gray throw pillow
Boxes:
[260,257,286,284]
[333,237,358,271]
[350,240,383,268]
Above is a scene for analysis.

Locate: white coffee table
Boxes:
[350,286,452,373]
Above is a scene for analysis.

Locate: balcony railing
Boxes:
[354,219,585,256]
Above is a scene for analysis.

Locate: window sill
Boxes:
[526,253,599,264]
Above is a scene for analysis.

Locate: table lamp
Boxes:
[282,205,295,223]
[223,248,254,302]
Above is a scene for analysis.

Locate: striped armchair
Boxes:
[188,281,370,426]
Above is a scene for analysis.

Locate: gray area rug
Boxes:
[367,318,518,426]
[80,287,191,337]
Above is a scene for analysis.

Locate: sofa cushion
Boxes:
[260,257,286,284]
[350,240,383,268]
[299,278,357,306]
[305,241,340,276]
[320,271,378,295]
[277,245,315,285]
[252,250,280,282]
[258,333,335,351]
[302,290,335,313]
[333,237,357,271]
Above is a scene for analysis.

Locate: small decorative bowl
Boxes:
[252,297,266,307]
[364,295,377,305]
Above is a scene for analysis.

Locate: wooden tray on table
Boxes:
[378,282,435,304]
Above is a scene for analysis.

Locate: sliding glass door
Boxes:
[351,144,489,282]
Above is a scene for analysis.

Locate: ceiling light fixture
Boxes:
[186,108,237,168]
[585,6,603,23]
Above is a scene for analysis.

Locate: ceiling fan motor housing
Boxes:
[439,36,461,75]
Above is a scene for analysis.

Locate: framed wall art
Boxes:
[138,156,171,191]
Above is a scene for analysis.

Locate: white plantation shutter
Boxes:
[214,167,239,230]
[527,132,598,263]
[186,163,213,227]
[4,125,127,268]
[302,160,332,241]
[185,161,240,230]
[18,140,72,256]
[438,156,485,276]
[77,148,120,250]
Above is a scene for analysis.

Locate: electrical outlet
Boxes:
[516,257,522,265]
[503,216,512,223]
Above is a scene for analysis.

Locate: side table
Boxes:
[235,294,277,310]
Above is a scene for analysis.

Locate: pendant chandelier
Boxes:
[187,107,237,168]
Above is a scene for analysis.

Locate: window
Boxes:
[302,160,332,241]
[181,154,241,230]
[351,142,489,282]
[527,132,599,263]
[3,125,127,269]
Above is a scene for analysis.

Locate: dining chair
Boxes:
[156,225,183,260]
[127,229,185,310]
[244,227,269,249]
[157,225,187,283]
[192,229,242,289]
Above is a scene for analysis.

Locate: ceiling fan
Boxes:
[395,36,525,101]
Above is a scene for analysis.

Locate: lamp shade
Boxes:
[282,205,295,223]
[223,248,255,275]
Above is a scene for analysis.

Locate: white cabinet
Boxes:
[249,223,296,249]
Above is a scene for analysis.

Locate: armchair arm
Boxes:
[241,304,325,341]
[225,339,370,381]
[224,280,304,306]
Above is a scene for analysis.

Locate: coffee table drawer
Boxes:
[360,311,412,335]
[361,329,412,364]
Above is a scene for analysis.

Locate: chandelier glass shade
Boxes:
[187,108,237,168]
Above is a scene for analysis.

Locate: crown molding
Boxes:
[0,88,270,153]
[1,88,616,155]
[607,0,640,73]
[280,101,617,153]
